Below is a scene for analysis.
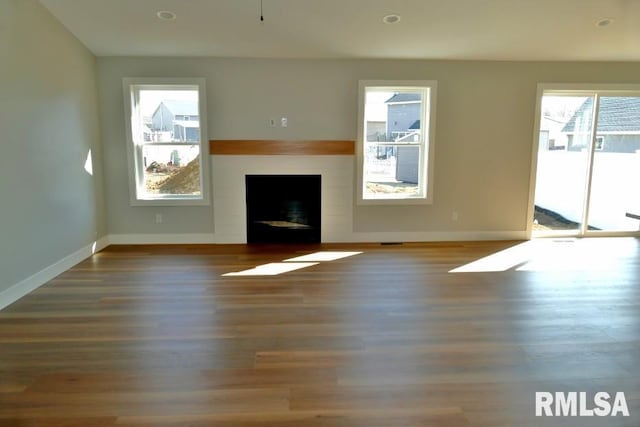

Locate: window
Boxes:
[123,78,209,205]
[595,136,604,151]
[357,80,437,204]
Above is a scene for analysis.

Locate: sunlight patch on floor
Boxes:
[223,251,363,276]
[449,241,541,273]
[450,238,637,273]
[515,238,634,272]
[284,251,362,262]
[223,262,318,276]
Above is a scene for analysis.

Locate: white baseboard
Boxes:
[330,230,528,243]
[109,231,527,245]
[108,233,216,245]
[0,236,110,311]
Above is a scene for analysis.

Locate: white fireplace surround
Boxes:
[212,155,353,243]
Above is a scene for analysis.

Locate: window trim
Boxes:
[356,80,437,205]
[122,77,210,206]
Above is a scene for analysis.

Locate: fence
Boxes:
[535,150,640,230]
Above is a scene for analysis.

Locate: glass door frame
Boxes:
[527,83,640,239]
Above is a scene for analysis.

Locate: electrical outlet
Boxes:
[269,118,276,128]
[155,213,163,224]
[452,211,459,221]
[281,117,288,128]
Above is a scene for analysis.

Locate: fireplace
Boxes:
[245,175,321,243]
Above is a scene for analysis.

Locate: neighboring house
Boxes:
[386,93,422,183]
[386,93,421,141]
[142,116,153,141]
[366,121,386,141]
[539,115,567,150]
[563,97,640,153]
[151,100,200,142]
[142,124,153,142]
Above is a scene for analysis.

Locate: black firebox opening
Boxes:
[246,175,321,243]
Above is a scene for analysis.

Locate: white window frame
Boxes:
[122,77,210,206]
[357,80,437,205]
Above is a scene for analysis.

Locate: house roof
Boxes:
[562,97,640,133]
[385,93,421,103]
[158,100,199,117]
[409,120,421,130]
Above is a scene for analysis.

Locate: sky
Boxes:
[139,90,198,117]
[365,91,393,122]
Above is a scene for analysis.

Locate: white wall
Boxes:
[0,0,106,298]
[97,57,640,243]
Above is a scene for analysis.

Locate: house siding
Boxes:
[152,103,175,132]
[387,102,421,139]
[568,134,640,153]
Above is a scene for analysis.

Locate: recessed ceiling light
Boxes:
[595,18,614,28]
[383,14,401,24]
[157,10,176,21]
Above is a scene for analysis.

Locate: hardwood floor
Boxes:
[0,238,639,426]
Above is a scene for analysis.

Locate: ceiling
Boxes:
[40,0,640,61]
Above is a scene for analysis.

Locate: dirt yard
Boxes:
[145,156,201,195]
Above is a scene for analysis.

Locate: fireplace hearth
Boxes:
[245,175,321,243]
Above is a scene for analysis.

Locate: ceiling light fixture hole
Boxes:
[157,10,177,21]
[383,14,401,24]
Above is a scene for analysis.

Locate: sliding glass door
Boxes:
[532,88,640,236]
[586,97,640,232]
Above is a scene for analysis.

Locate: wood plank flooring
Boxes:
[0,238,639,426]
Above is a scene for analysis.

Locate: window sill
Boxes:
[357,196,432,206]
[129,197,210,207]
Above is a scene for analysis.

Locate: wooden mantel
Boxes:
[209,139,355,156]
